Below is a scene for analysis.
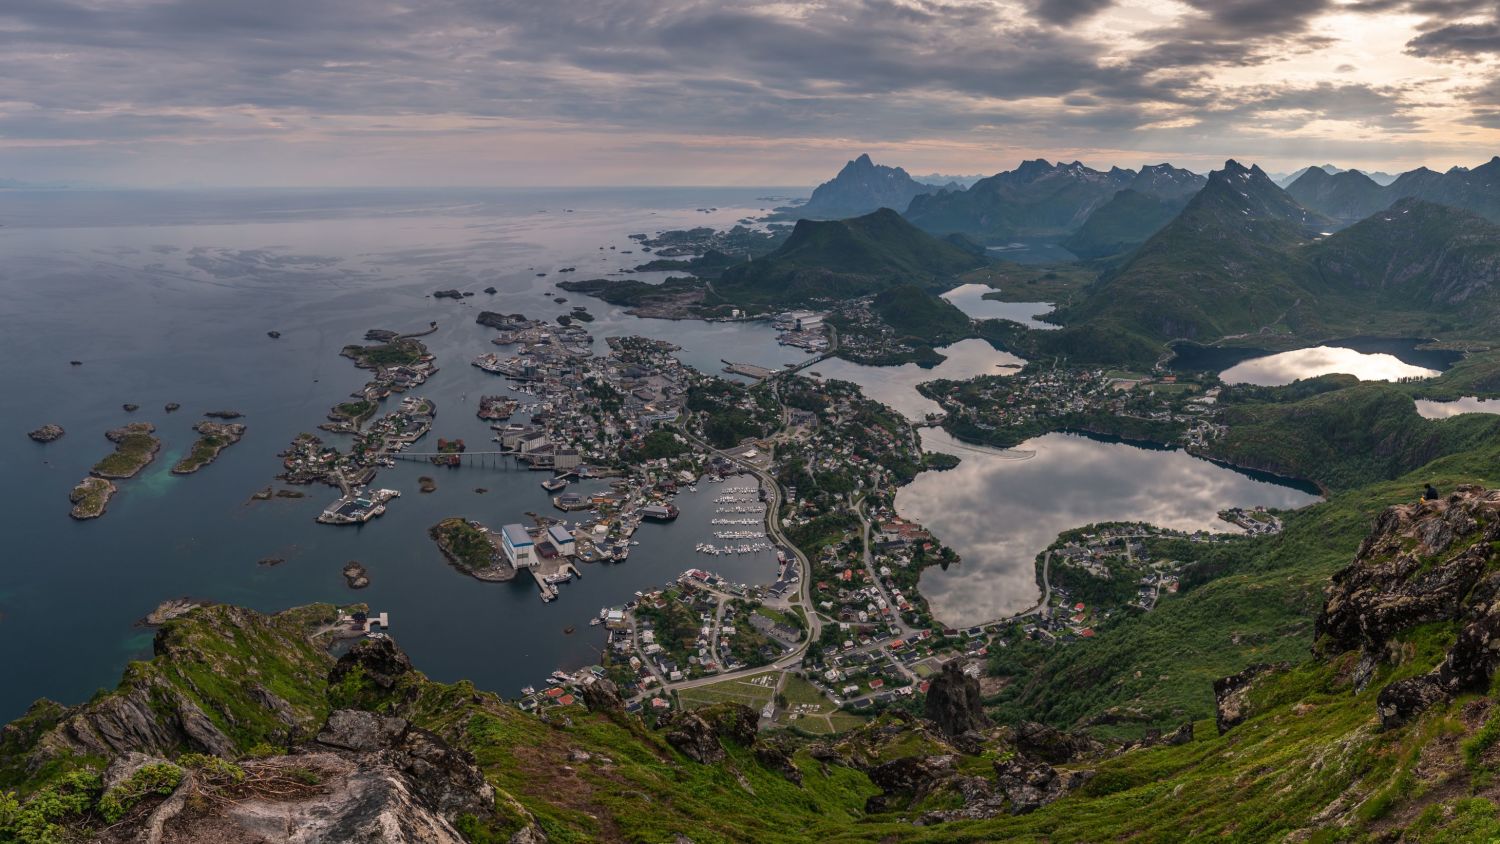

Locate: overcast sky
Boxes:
[4,0,1500,187]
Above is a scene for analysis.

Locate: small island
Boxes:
[342,561,370,589]
[429,517,517,581]
[91,422,160,479]
[69,477,116,520]
[204,410,244,419]
[171,421,247,474]
[27,424,64,443]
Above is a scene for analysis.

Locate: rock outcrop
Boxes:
[1213,663,1284,735]
[578,677,624,713]
[332,635,414,691]
[1012,721,1105,765]
[101,710,499,844]
[1317,487,1500,729]
[27,423,64,442]
[924,660,990,737]
[661,703,758,764]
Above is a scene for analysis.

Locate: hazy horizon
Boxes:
[5,0,1500,187]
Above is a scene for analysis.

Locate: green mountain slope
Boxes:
[1055,160,1329,347]
[1059,188,1193,259]
[1308,198,1500,318]
[15,469,1500,841]
[711,208,987,305]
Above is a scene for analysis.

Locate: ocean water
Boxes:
[0,187,809,720]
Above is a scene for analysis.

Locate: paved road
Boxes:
[854,496,912,639]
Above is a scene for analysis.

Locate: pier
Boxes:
[528,556,582,602]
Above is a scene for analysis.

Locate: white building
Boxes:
[547,523,576,557]
[501,523,536,568]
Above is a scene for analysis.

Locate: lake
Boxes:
[0,186,808,721]
[941,283,1057,330]
[896,429,1322,627]
[810,339,1025,420]
[1415,397,1500,419]
[1172,337,1462,386]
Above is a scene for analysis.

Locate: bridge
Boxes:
[369,450,519,466]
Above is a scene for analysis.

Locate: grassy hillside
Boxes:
[1208,381,1500,493]
[987,441,1500,737]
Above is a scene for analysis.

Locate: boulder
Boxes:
[866,754,957,795]
[578,677,624,713]
[1213,663,1283,734]
[1376,675,1449,730]
[923,661,990,737]
[331,636,413,690]
[753,739,803,785]
[992,757,1091,815]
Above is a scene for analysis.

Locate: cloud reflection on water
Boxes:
[899,429,1321,627]
[1220,346,1438,386]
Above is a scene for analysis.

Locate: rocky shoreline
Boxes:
[170,421,247,474]
[429,518,517,582]
[343,561,371,589]
[69,476,116,520]
[92,422,161,479]
[27,423,64,443]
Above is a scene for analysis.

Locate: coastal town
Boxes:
[31,241,1308,735]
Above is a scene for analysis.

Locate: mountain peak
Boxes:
[790,154,945,219]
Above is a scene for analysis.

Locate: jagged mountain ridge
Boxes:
[1056,160,1333,344]
[903,158,1138,243]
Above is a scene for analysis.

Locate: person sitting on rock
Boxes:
[1423,482,1440,502]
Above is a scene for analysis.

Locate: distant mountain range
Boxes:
[1044,160,1500,362]
[775,154,957,220]
[903,159,1136,243]
[785,157,1204,256]
[1275,164,1398,187]
[1287,157,1500,227]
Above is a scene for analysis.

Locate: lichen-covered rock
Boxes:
[1376,675,1449,730]
[992,757,1091,815]
[317,709,410,752]
[867,753,957,795]
[1317,487,1500,657]
[1213,663,1284,735]
[923,660,989,737]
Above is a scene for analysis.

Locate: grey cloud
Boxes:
[1028,0,1116,25]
